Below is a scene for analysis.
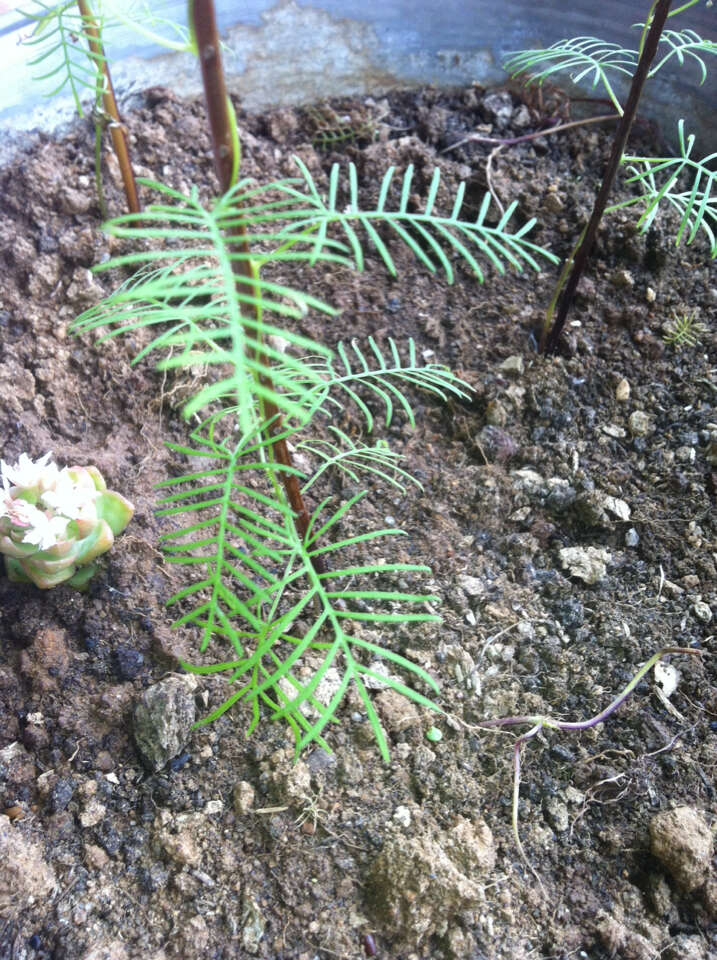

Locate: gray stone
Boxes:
[499,355,524,377]
[692,600,712,624]
[133,675,197,771]
[559,546,611,584]
[629,410,652,436]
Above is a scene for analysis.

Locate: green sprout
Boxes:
[0,453,134,589]
[662,308,704,348]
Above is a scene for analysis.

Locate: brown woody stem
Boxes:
[191,0,322,566]
[76,0,140,215]
[541,0,673,354]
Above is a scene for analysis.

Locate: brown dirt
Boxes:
[0,82,716,960]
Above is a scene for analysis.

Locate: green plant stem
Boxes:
[76,0,140,215]
[93,74,108,220]
[541,0,673,354]
[190,0,324,571]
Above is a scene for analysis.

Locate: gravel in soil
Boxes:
[0,83,716,960]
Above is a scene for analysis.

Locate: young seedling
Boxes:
[471,646,702,877]
[71,0,558,757]
[662,307,705,347]
[22,0,141,216]
[0,453,134,588]
[505,0,717,351]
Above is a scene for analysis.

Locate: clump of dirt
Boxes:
[0,82,715,960]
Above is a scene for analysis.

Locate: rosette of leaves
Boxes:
[0,453,134,589]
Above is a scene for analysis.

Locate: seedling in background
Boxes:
[72,0,557,758]
[505,0,716,351]
[0,453,134,589]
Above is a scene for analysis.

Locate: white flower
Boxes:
[1,452,56,490]
[21,513,70,551]
[40,468,98,520]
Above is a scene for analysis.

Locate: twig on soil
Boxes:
[440,113,620,155]
[441,114,619,216]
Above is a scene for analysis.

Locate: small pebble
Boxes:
[393,805,411,828]
[629,410,652,436]
[499,355,524,377]
[615,378,630,402]
[625,528,640,547]
[693,601,712,624]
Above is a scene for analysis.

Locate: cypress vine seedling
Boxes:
[505,0,716,351]
[72,0,558,757]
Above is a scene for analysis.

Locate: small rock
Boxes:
[629,411,652,436]
[604,496,631,522]
[241,891,266,954]
[178,916,209,957]
[650,806,713,892]
[625,528,640,548]
[612,268,634,288]
[375,688,421,732]
[543,191,564,214]
[615,378,631,402]
[0,816,56,912]
[233,781,255,815]
[204,799,223,816]
[79,799,107,828]
[485,399,507,426]
[115,646,145,680]
[457,574,485,598]
[84,843,110,871]
[51,778,75,813]
[59,185,93,215]
[499,355,524,377]
[133,675,197,771]
[161,826,202,868]
[559,546,611,584]
[393,805,411,828]
[645,286,656,303]
[81,941,131,960]
[368,820,491,942]
[693,601,712,624]
[482,90,513,129]
[602,423,626,439]
[544,796,569,833]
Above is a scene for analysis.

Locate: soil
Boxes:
[1,81,716,960]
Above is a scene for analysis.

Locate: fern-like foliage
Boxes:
[281,336,472,432]
[74,160,548,755]
[157,418,440,760]
[614,120,717,256]
[505,25,716,114]
[252,158,559,282]
[653,28,717,83]
[504,38,636,113]
[21,0,107,115]
[298,426,421,494]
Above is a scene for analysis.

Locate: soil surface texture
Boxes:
[1,82,716,960]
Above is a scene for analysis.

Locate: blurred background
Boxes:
[1,0,715,157]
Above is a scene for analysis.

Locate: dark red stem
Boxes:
[191,0,323,568]
[542,0,673,354]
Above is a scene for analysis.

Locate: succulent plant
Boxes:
[0,453,134,589]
